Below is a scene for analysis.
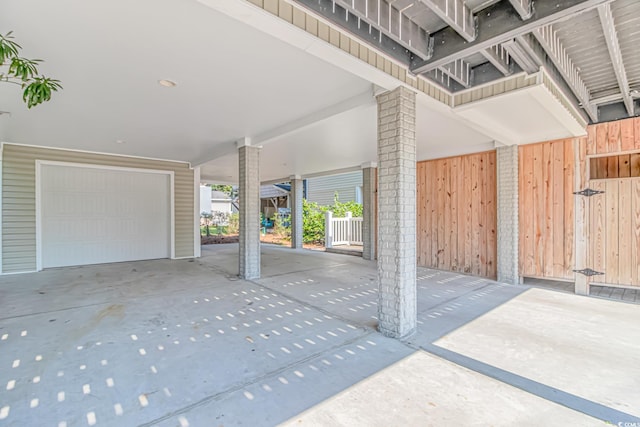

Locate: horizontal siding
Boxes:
[454,74,537,107]
[2,144,195,273]
[307,171,362,206]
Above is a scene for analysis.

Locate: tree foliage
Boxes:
[209,184,234,197]
[272,213,291,239]
[0,31,62,108]
[226,213,239,235]
[302,199,326,244]
[302,194,363,244]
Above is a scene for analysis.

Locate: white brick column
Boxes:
[238,140,260,280]
[496,145,520,285]
[376,86,417,339]
[290,175,303,249]
[362,163,377,261]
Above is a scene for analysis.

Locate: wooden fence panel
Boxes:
[416,151,497,278]
[519,138,576,280]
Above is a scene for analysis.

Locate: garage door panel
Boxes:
[40,164,171,268]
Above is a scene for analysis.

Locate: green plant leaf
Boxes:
[3,31,62,108]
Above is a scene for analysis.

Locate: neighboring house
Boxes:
[211,190,232,214]
[260,184,290,220]
[200,186,212,215]
[306,171,362,206]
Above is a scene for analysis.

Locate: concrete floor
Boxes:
[524,277,640,303]
[0,245,639,427]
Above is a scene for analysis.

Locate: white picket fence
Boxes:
[325,211,363,248]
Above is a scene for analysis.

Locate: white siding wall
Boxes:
[2,144,195,273]
[211,200,232,213]
[200,186,212,215]
[306,171,362,206]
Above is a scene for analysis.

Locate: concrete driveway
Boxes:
[0,244,638,426]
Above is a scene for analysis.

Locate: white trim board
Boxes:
[0,144,3,274]
[2,141,192,168]
[35,160,176,271]
[193,166,202,258]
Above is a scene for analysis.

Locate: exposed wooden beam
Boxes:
[480,45,512,76]
[502,36,541,74]
[411,0,614,75]
[507,0,533,20]
[597,4,634,116]
[420,0,476,42]
[333,0,432,59]
[293,0,414,65]
[438,59,472,87]
[532,25,598,122]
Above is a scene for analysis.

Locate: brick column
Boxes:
[496,145,520,285]
[238,140,260,280]
[376,86,417,339]
[290,175,303,249]
[362,164,377,261]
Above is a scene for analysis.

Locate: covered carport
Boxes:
[0,244,639,425]
[1,0,640,424]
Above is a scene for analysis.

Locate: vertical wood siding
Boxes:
[417,151,497,278]
[519,117,640,282]
[519,138,576,280]
[584,117,640,287]
[585,117,640,156]
[2,145,195,273]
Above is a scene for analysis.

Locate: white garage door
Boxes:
[40,163,171,268]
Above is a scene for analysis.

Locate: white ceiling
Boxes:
[0,0,496,183]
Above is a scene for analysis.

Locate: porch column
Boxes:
[290,175,303,249]
[238,138,261,280]
[496,145,520,285]
[376,86,417,339]
[362,163,377,261]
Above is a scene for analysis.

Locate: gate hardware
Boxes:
[573,268,604,277]
[573,188,605,197]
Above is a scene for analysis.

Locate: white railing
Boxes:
[325,211,363,248]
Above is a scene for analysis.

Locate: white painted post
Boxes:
[345,211,352,244]
[325,211,333,249]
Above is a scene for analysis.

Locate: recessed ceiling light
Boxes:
[115,139,125,144]
[158,79,177,88]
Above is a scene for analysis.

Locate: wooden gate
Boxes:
[588,178,640,288]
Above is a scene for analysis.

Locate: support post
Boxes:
[290,176,303,249]
[376,86,417,339]
[496,145,520,285]
[324,211,333,249]
[362,164,377,261]
[574,138,589,295]
[238,140,260,280]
